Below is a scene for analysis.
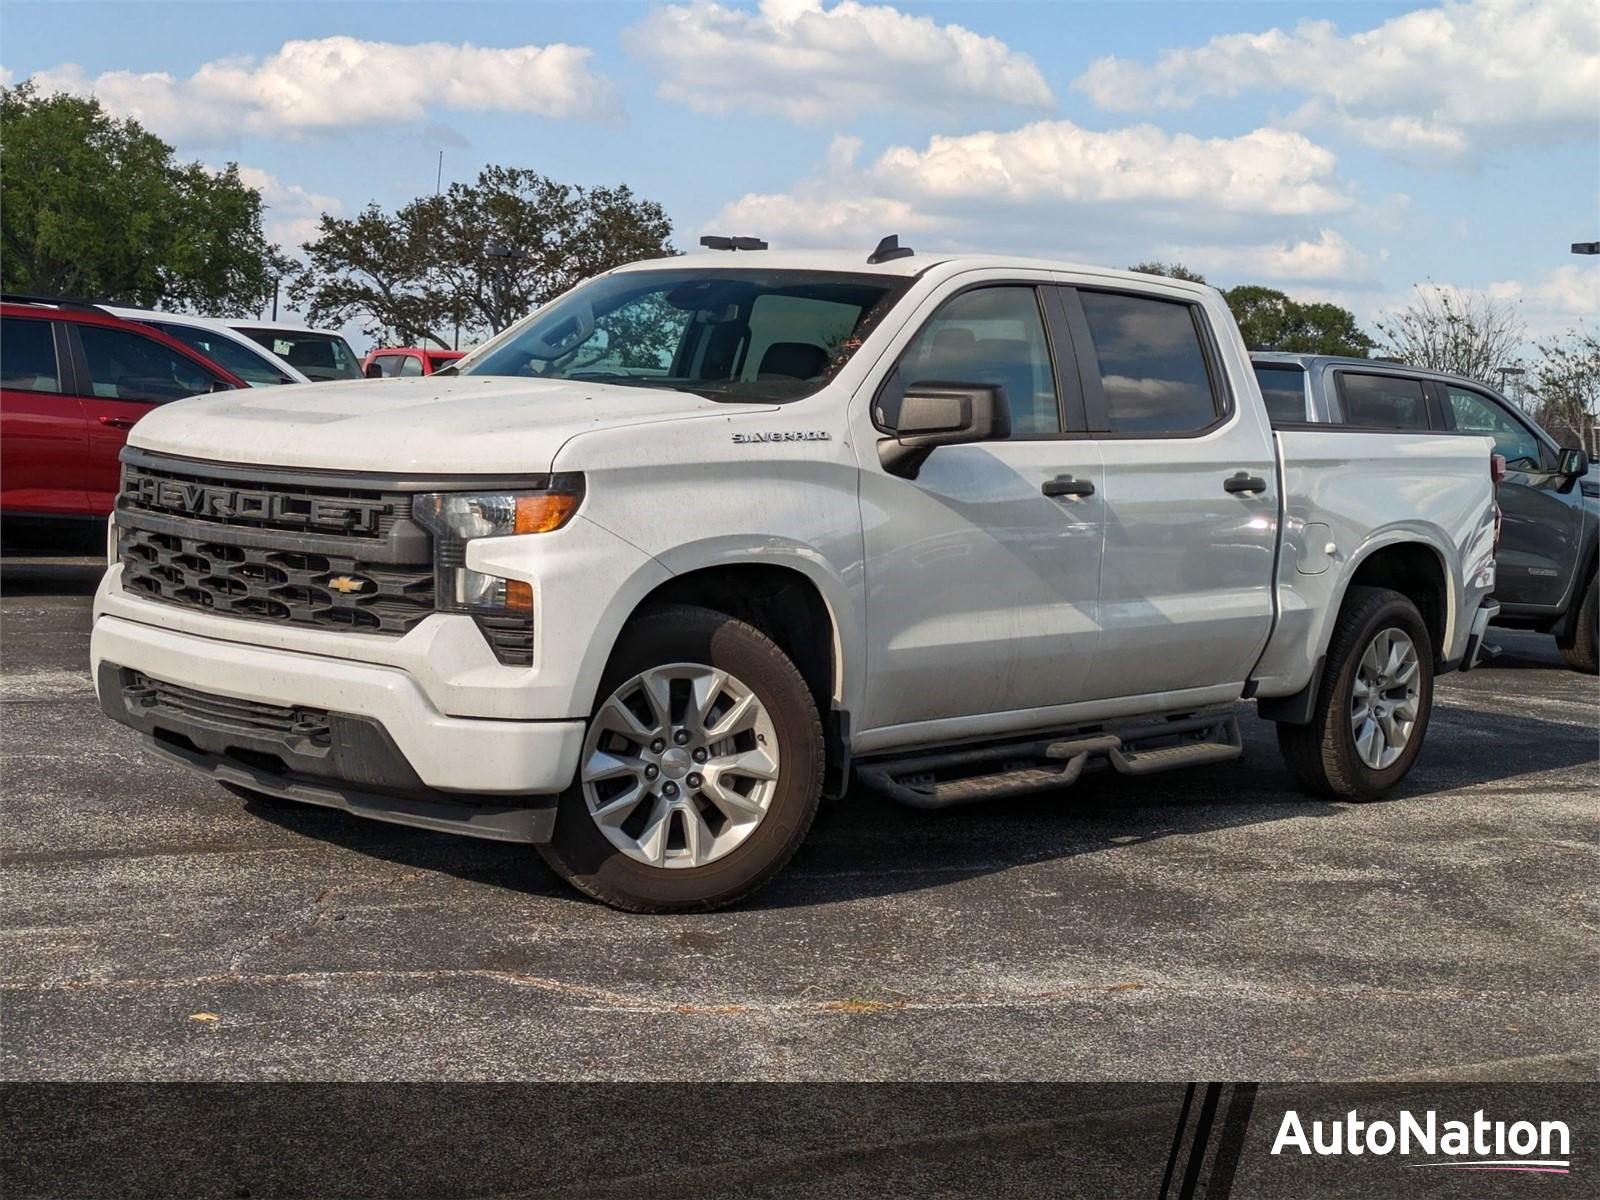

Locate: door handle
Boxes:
[97,416,137,429]
[1223,472,1267,495]
[1042,475,1095,498]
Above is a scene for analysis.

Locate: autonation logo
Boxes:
[1272,1108,1572,1175]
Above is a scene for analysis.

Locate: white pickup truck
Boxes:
[92,241,1501,911]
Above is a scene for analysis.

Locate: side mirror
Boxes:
[879,383,1011,478]
[1557,446,1588,478]
[364,362,385,379]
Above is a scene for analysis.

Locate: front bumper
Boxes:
[93,614,585,822]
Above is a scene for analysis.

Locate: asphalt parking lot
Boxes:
[2,556,1595,1082]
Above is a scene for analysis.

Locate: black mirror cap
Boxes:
[879,383,1011,477]
[364,362,385,378]
[1557,446,1589,477]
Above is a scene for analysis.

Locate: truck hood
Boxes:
[128,376,776,474]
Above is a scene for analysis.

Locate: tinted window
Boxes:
[236,329,362,381]
[1079,292,1217,434]
[1253,364,1308,425]
[1447,386,1544,469]
[896,286,1061,436]
[396,354,424,377]
[77,325,218,403]
[1338,373,1429,429]
[1,318,61,392]
[148,322,289,386]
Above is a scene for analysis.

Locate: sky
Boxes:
[2,0,1596,353]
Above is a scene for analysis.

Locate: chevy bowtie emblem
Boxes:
[327,575,369,595]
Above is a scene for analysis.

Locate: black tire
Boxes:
[1556,571,1597,675]
[1275,586,1434,801]
[538,605,824,913]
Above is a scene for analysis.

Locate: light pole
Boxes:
[1497,364,1526,404]
[485,242,520,334]
[1572,242,1600,255]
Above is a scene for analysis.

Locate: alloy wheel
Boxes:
[1350,627,1421,770]
[580,663,781,869]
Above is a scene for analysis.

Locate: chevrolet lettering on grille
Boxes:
[126,476,390,534]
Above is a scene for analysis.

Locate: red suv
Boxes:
[362,347,465,378]
[1,297,246,531]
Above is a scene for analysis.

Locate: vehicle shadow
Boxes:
[239,699,1595,912]
[0,556,105,598]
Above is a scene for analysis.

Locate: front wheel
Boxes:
[538,605,824,912]
[1276,586,1434,801]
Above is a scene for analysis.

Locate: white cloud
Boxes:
[1176,230,1376,284]
[1073,0,1600,161]
[709,119,1351,248]
[17,36,618,142]
[227,166,341,250]
[623,0,1053,122]
[1486,264,1600,336]
[868,120,1349,216]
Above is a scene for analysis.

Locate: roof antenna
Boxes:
[699,235,769,251]
[867,234,914,264]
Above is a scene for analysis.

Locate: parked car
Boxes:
[92,246,1500,911]
[1252,353,1597,672]
[1,297,245,535]
[363,347,466,378]
[228,320,363,383]
[106,308,308,386]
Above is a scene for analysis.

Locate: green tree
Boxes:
[1222,285,1374,357]
[0,82,285,313]
[288,167,676,346]
[1128,261,1208,283]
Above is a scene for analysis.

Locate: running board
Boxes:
[857,711,1243,809]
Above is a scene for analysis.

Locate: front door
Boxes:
[1064,284,1279,700]
[1442,383,1586,610]
[858,281,1105,735]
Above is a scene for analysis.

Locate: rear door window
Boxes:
[76,324,220,403]
[1078,291,1220,435]
[396,354,424,377]
[1336,373,1431,429]
[1,318,62,392]
[1253,364,1308,425]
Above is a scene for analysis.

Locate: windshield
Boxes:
[235,328,362,382]
[146,322,293,387]
[461,269,909,401]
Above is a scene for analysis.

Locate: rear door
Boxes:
[1065,284,1279,700]
[66,320,233,514]
[0,315,89,515]
[1439,382,1583,609]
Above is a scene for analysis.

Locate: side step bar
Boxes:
[857,710,1243,810]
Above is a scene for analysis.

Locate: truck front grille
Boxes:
[123,670,331,744]
[118,525,435,633]
[116,456,434,636]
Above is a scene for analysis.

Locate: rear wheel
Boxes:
[538,605,824,912]
[1556,571,1597,674]
[1276,586,1434,801]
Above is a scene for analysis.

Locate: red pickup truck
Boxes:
[361,347,465,378]
[1,297,246,537]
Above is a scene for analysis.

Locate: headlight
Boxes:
[413,476,583,618]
